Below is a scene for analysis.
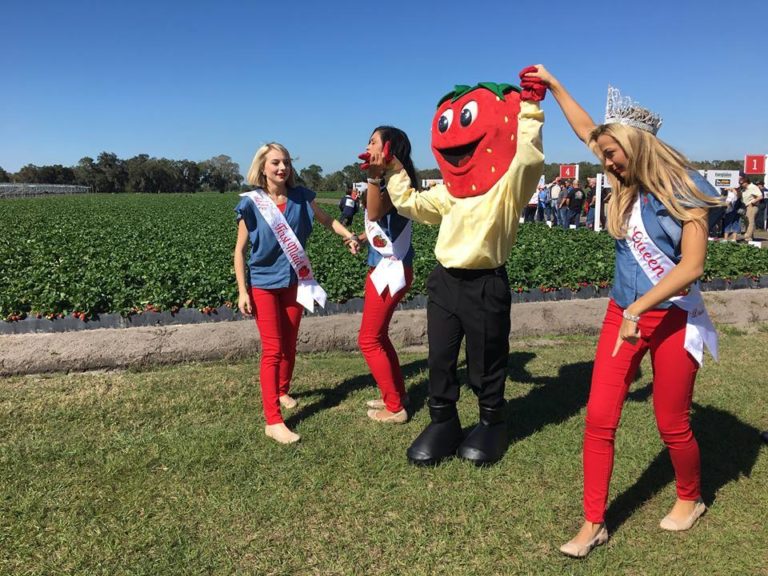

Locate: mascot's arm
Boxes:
[499,100,545,214]
[384,168,446,225]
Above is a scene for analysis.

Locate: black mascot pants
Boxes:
[426,264,511,410]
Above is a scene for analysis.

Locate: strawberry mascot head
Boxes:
[431,82,522,198]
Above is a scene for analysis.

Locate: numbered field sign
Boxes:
[744,155,766,175]
[560,164,578,180]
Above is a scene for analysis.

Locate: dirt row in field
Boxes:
[1,289,767,376]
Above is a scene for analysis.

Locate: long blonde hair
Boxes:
[246,142,297,189]
[589,123,722,239]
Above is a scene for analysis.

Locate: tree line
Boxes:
[0,153,243,193]
[0,154,746,194]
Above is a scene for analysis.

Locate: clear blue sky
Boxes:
[2,0,766,177]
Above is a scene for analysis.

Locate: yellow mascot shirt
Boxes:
[385,100,544,270]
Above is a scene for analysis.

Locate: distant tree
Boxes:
[14,164,44,183]
[418,168,442,180]
[74,157,100,190]
[299,164,323,191]
[96,152,128,192]
[199,155,243,192]
[341,163,366,186]
[691,160,743,171]
[320,171,346,192]
[125,154,151,192]
[176,160,201,193]
[0,166,8,182]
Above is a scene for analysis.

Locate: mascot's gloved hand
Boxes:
[358,141,392,170]
[519,66,547,102]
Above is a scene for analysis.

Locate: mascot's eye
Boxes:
[437,109,454,133]
[460,101,478,127]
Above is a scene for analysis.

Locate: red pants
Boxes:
[358,267,413,413]
[250,285,303,425]
[583,299,701,523]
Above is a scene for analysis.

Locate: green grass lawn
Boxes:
[1,331,766,575]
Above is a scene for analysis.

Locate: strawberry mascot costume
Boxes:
[371,68,546,466]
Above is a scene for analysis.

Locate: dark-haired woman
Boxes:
[357,126,417,423]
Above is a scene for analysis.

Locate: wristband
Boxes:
[367,177,382,185]
[622,309,640,323]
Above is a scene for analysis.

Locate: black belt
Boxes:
[440,264,506,279]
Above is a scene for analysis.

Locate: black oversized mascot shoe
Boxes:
[457,404,509,466]
[406,401,463,466]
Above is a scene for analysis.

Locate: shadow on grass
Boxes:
[505,352,594,442]
[285,358,429,428]
[605,398,761,533]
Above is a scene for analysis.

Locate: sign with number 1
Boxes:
[744,155,766,175]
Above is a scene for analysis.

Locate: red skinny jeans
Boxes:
[250,285,303,425]
[358,267,413,413]
[583,299,701,523]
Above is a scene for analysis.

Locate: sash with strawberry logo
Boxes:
[625,197,717,365]
[242,189,327,312]
[364,210,412,296]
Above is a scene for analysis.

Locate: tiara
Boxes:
[604,85,662,135]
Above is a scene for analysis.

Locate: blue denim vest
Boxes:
[235,186,316,289]
[610,171,720,309]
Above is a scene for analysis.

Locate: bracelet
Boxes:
[622,309,640,323]
[367,177,382,185]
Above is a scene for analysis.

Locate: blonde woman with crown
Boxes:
[521,66,724,558]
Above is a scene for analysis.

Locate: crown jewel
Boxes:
[604,85,662,135]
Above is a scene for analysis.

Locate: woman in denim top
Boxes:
[234,142,359,445]
[356,126,417,424]
[524,66,723,558]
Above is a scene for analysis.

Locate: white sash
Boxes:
[625,198,718,365]
[241,190,327,313]
[364,209,412,296]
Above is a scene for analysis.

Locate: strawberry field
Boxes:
[2,193,768,321]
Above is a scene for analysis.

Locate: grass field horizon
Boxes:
[1,328,766,575]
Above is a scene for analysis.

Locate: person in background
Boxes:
[549,178,562,226]
[758,182,768,231]
[356,126,417,424]
[739,173,762,242]
[536,182,552,223]
[339,187,360,226]
[524,65,723,558]
[722,186,741,242]
[567,179,585,229]
[559,179,572,229]
[234,142,359,445]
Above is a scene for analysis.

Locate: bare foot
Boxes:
[279,394,298,409]
[264,423,300,444]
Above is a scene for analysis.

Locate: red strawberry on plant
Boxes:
[431,82,522,198]
[372,235,387,248]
